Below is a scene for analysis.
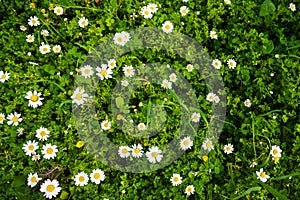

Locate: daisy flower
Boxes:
[148,3,158,13]
[137,122,146,131]
[32,154,41,161]
[180,136,193,150]
[17,127,25,136]
[210,31,218,39]
[54,6,64,15]
[161,79,172,89]
[121,80,129,87]
[0,113,5,124]
[7,112,23,126]
[101,120,111,130]
[96,64,113,80]
[26,34,34,43]
[202,138,214,151]
[170,174,182,186]
[107,59,117,69]
[185,185,195,195]
[270,145,282,157]
[146,146,163,163]
[186,64,194,72]
[213,95,220,103]
[169,73,177,82]
[0,71,10,83]
[180,6,189,16]
[27,172,42,188]
[36,127,50,141]
[20,25,27,31]
[25,90,44,108]
[121,31,131,43]
[28,16,40,27]
[212,59,222,69]
[53,45,61,53]
[78,17,88,28]
[182,0,188,2]
[41,144,58,159]
[250,161,257,168]
[123,65,135,77]
[141,6,153,19]
[244,99,251,107]
[113,32,131,46]
[272,156,280,164]
[118,146,131,158]
[71,87,89,105]
[224,143,234,154]
[224,0,231,4]
[162,21,174,33]
[74,172,89,186]
[39,43,51,54]
[90,169,105,184]
[256,168,270,183]
[289,3,296,12]
[40,179,62,199]
[41,30,49,37]
[22,140,39,156]
[191,112,200,123]
[206,92,216,102]
[227,59,236,69]
[131,144,144,158]
[80,65,94,78]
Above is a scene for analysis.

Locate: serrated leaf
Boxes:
[259,0,275,17]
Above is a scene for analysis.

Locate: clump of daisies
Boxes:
[270,145,282,164]
[140,3,158,18]
[25,90,44,108]
[161,79,172,89]
[206,92,220,103]
[113,31,131,46]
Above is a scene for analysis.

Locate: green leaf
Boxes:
[265,186,288,200]
[233,187,261,200]
[60,191,69,199]
[116,97,125,108]
[262,40,274,54]
[259,0,275,17]
[11,175,27,187]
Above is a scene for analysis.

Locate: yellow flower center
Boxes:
[94,173,100,179]
[229,62,234,66]
[206,141,212,148]
[273,149,278,155]
[0,116,3,121]
[165,25,171,30]
[134,148,140,154]
[182,10,186,14]
[211,33,215,37]
[260,172,265,178]
[126,68,131,73]
[43,47,48,52]
[226,146,231,151]
[202,155,208,162]
[110,62,115,67]
[101,70,107,77]
[30,176,37,183]
[54,47,60,52]
[40,131,46,137]
[84,69,90,74]
[33,155,39,159]
[2,74,6,79]
[104,123,109,127]
[214,62,219,66]
[46,184,55,192]
[32,19,36,24]
[173,177,179,182]
[30,95,39,102]
[82,21,86,25]
[121,148,128,154]
[274,157,280,163]
[187,187,192,192]
[117,37,123,42]
[57,9,61,13]
[183,140,189,146]
[145,10,149,15]
[46,148,53,154]
[75,93,82,100]
[151,152,158,158]
[30,3,35,8]
[12,116,18,123]
[28,145,34,151]
[79,176,85,182]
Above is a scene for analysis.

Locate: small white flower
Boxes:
[96,64,113,80]
[169,73,177,82]
[20,25,27,31]
[162,21,174,33]
[41,30,49,37]
[28,16,40,27]
[227,59,236,69]
[90,169,105,184]
[137,122,146,131]
[213,95,220,103]
[78,17,88,28]
[270,73,274,77]
[101,120,111,130]
[244,99,251,107]
[182,0,188,2]
[121,80,129,87]
[0,113,5,124]
[32,154,41,161]
[22,140,39,156]
[74,172,89,186]
[202,138,214,151]
[146,146,163,163]
[54,6,64,15]
[71,87,89,105]
[17,127,24,136]
[26,34,34,43]
[186,64,194,72]
[0,71,10,83]
[7,112,23,126]
[272,115,277,119]
[40,179,61,199]
[53,45,61,53]
[107,59,117,69]
[113,31,131,46]
[122,190,126,194]
[250,161,257,168]
[123,65,135,77]
[256,168,270,183]
[275,54,279,58]
[289,3,296,12]
[41,144,58,159]
[185,185,195,195]
[39,43,51,54]
[191,112,200,123]
[36,127,50,141]
[224,143,234,154]
[118,146,131,158]
[180,6,189,16]
[270,145,282,157]
[206,93,216,102]
[224,0,231,4]
[180,136,193,150]
[147,3,158,13]
[161,79,172,89]
[212,59,222,69]
[141,6,153,19]
[170,174,182,186]
[27,172,42,188]
[25,90,44,108]
[131,144,144,158]
[80,65,94,78]
[210,31,218,39]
